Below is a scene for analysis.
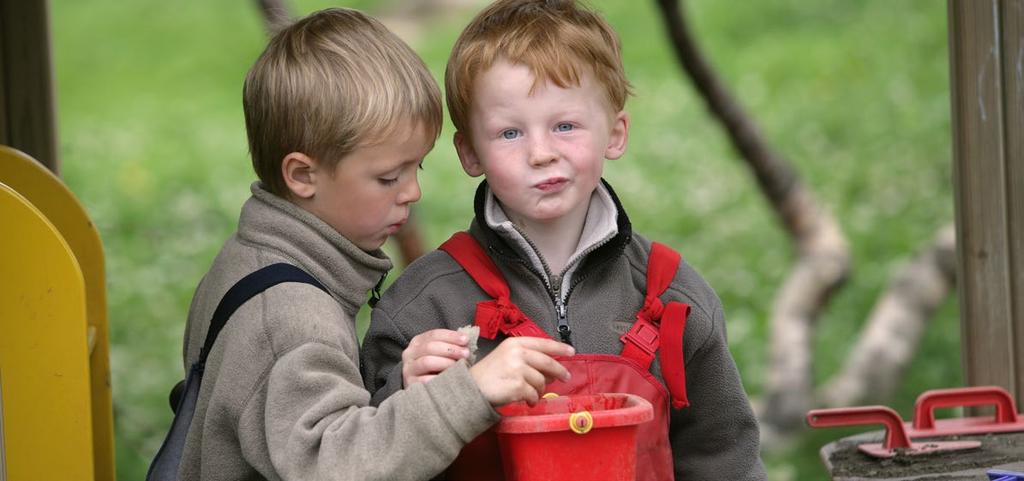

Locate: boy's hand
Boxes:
[469,337,575,407]
[402,329,471,387]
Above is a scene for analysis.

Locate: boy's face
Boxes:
[455,59,628,230]
[304,123,432,251]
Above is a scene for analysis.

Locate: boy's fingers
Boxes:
[522,384,540,406]
[512,337,575,357]
[522,349,571,382]
[425,341,470,360]
[522,366,547,395]
[404,331,470,363]
[417,328,469,346]
[407,341,467,361]
[409,355,458,375]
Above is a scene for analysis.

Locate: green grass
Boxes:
[50,1,956,479]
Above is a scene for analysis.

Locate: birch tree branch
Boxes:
[819,224,957,407]
[653,0,851,431]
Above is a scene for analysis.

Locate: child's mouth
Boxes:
[534,177,568,192]
[386,219,407,234]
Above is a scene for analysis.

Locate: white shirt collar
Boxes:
[483,183,619,296]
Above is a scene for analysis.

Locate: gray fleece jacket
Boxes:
[362,180,766,480]
[176,182,499,481]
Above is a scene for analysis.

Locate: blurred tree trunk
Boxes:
[819,225,957,407]
[654,0,956,436]
[253,0,427,266]
[654,0,850,432]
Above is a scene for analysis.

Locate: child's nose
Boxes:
[399,176,421,204]
[528,136,557,167]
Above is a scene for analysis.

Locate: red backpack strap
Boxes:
[620,242,691,409]
[660,302,690,409]
[439,232,549,340]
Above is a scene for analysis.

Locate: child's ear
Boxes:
[281,152,318,199]
[454,131,485,177]
[605,111,630,160]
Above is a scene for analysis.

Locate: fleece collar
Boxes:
[470,179,633,297]
[238,182,392,311]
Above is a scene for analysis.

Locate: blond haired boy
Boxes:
[362,1,766,479]
[175,8,572,481]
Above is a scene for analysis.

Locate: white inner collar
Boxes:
[484,183,619,297]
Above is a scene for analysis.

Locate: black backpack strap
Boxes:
[149,263,327,481]
[197,263,328,368]
[170,263,329,411]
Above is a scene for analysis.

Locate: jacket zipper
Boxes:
[487,240,623,347]
[368,273,387,308]
[487,246,572,344]
[552,238,628,347]
[555,296,571,345]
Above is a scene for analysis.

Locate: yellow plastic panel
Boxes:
[0,145,114,479]
[0,182,95,480]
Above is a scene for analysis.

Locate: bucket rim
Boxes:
[496,393,654,434]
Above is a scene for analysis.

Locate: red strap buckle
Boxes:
[620,317,660,357]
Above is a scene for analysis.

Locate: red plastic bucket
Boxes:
[495,393,654,481]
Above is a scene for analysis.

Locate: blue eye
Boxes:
[501,129,521,140]
[556,123,574,132]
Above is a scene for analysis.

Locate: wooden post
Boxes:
[948,0,1024,403]
[0,369,6,481]
[1005,2,1024,407]
[0,0,59,174]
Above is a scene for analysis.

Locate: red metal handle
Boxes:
[912,386,1019,430]
[806,406,912,449]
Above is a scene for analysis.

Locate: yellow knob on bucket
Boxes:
[569,411,594,434]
